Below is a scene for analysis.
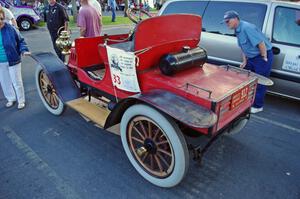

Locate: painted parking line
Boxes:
[252,115,300,134]
[2,127,82,199]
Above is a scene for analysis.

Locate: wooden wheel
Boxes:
[35,65,65,115]
[121,104,189,187]
[127,116,175,178]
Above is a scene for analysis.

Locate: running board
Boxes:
[66,98,110,128]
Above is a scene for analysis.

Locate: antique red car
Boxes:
[31,14,263,187]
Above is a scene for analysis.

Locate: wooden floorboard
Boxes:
[67,98,110,127]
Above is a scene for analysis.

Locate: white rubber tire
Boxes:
[120,104,189,188]
[226,118,249,135]
[35,65,65,115]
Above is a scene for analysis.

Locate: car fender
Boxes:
[31,52,81,103]
[17,14,34,22]
[105,89,217,129]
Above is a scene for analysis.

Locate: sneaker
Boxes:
[17,103,25,110]
[250,107,263,114]
[5,101,15,108]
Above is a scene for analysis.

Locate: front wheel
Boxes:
[121,104,189,187]
[35,65,65,115]
[18,18,32,31]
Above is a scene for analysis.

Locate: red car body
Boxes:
[33,14,258,188]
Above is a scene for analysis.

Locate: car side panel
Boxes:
[265,2,300,99]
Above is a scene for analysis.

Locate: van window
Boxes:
[161,1,208,17]
[203,2,267,36]
[272,6,300,46]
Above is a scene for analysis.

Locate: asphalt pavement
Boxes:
[0,26,299,199]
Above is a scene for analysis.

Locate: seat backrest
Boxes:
[75,36,104,68]
[74,34,131,68]
[134,14,202,71]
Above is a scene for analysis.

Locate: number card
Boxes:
[107,46,141,93]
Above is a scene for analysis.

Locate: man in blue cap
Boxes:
[223,10,273,114]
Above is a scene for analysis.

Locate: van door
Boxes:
[266,2,300,99]
[200,1,269,66]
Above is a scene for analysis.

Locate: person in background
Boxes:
[14,0,21,6]
[77,0,101,37]
[44,0,69,61]
[20,0,27,6]
[33,0,41,8]
[0,8,30,109]
[89,0,102,17]
[108,0,117,22]
[223,10,273,114]
[0,4,18,28]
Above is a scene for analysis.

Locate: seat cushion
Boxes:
[109,41,134,52]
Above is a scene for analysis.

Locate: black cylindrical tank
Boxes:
[159,46,207,76]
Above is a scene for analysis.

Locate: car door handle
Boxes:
[272,46,281,55]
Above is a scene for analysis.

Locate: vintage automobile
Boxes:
[31,12,271,187]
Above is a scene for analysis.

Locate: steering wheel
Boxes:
[126,8,152,24]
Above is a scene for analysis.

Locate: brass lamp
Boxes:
[55,27,72,55]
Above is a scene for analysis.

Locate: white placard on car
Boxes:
[107,46,141,93]
[282,52,300,73]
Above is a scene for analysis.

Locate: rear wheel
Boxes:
[121,104,189,187]
[226,117,249,135]
[18,18,32,31]
[35,65,65,115]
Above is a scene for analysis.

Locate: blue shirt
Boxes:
[235,20,272,58]
[0,32,8,63]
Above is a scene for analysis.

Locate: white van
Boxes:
[159,0,300,100]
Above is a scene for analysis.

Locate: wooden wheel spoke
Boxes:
[152,128,160,141]
[51,94,58,107]
[40,78,48,86]
[148,121,152,138]
[157,153,170,168]
[141,152,148,162]
[150,154,154,170]
[158,148,172,157]
[133,126,145,140]
[49,93,54,105]
[139,121,148,138]
[156,140,169,146]
[132,136,144,144]
[45,92,51,101]
[50,94,56,107]
[154,155,163,172]
[54,94,59,106]
[41,87,48,96]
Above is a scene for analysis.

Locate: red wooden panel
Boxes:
[74,34,129,68]
[134,14,202,70]
[75,36,104,68]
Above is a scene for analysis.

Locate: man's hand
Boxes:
[240,61,247,69]
[262,56,268,62]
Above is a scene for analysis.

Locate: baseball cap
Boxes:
[221,10,239,23]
